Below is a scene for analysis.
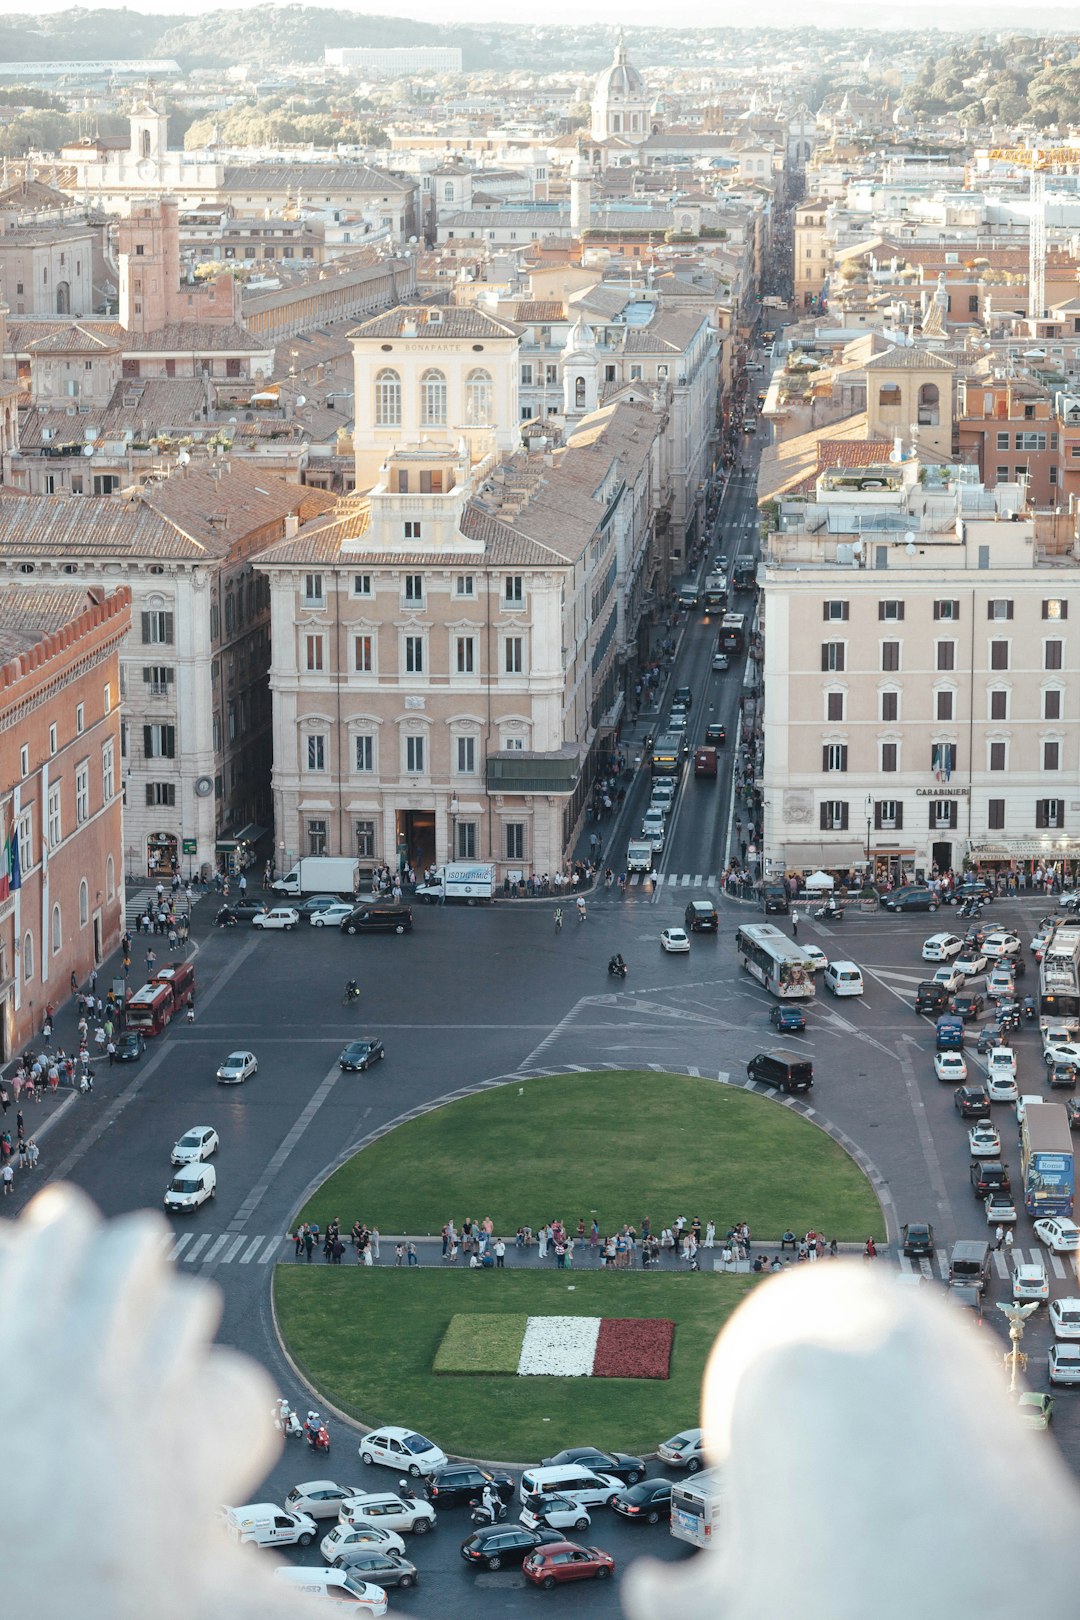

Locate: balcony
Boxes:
[486,747,581,795]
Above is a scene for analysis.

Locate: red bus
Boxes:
[125,981,176,1036]
[152,961,195,1013]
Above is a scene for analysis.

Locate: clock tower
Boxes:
[129,97,168,184]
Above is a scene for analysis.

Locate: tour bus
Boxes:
[124,980,177,1036]
[703,574,728,615]
[670,1466,725,1549]
[718,613,746,654]
[735,923,816,1000]
[1020,1101,1075,1218]
[1039,925,1080,1024]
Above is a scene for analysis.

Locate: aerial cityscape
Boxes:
[4,10,1080,1613]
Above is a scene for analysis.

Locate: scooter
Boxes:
[469,1498,506,1528]
[608,957,629,979]
[273,1399,302,1439]
[215,906,238,927]
[812,904,843,923]
[303,1417,330,1452]
[1021,996,1037,1023]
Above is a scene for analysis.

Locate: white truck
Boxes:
[626,840,654,874]
[272,856,359,898]
[415,862,496,904]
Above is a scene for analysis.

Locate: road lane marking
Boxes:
[223,1234,248,1264]
[260,1236,283,1263]
[185,1234,211,1264]
[201,1235,229,1264]
[221,1056,346,1240]
[168,1233,193,1262]
[239,1236,264,1263]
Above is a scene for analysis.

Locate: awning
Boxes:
[215,823,267,850]
[805,870,834,890]
[780,843,864,868]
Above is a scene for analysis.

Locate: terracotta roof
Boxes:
[755,412,880,504]
[348,304,520,341]
[26,323,121,356]
[123,321,263,354]
[863,346,955,372]
[512,301,566,322]
[9,319,124,354]
[223,164,413,194]
[0,585,93,662]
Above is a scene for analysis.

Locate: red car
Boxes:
[523,1541,615,1589]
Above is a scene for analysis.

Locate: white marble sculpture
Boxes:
[625,1263,1080,1619]
[0,1186,313,1619]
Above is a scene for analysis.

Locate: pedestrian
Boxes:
[1,1162,12,1196]
[331,1238,344,1264]
[863,1236,876,1260]
[494,1237,506,1268]
[106,1040,116,1065]
[370,1226,380,1260]
[303,1228,315,1263]
[1004,1228,1014,1254]
[407,1242,418,1265]
[791,912,798,939]
[395,1243,405,1266]
[995,1223,1004,1251]
[26,1139,38,1170]
[0,1086,7,1116]
[15,1109,24,1142]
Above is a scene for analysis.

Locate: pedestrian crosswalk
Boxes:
[617,872,720,890]
[898,1245,1074,1283]
[159,1230,283,1266]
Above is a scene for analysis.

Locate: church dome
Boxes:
[595,40,645,103]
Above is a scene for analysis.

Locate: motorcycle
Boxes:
[273,1399,302,1439]
[959,902,982,920]
[608,957,629,979]
[215,906,238,927]
[469,1498,506,1528]
[303,1417,330,1452]
[1021,996,1037,1023]
[812,904,843,923]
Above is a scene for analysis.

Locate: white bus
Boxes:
[735,923,815,1000]
[1040,924,1080,1025]
[670,1465,725,1548]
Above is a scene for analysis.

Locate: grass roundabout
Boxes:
[274,1071,882,1459]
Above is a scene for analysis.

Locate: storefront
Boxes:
[215,823,267,878]
[968,838,1080,885]
[146,830,178,878]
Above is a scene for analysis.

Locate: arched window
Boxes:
[140,128,151,159]
[918,382,940,426]
[106,854,115,902]
[575,376,586,409]
[23,930,33,982]
[420,369,447,427]
[464,368,492,425]
[443,181,454,201]
[52,903,62,954]
[374,368,400,427]
[79,878,89,927]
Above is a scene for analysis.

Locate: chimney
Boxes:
[284,513,300,539]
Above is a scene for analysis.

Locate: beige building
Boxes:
[761,461,1080,882]
[793,197,830,309]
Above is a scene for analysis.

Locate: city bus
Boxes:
[735,923,816,1000]
[1020,1102,1074,1217]
[732,557,756,592]
[718,612,746,654]
[703,573,728,615]
[124,980,177,1036]
[650,734,684,776]
[670,1466,725,1549]
[1039,925,1080,1024]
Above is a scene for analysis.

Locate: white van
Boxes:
[627,840,654,874]
[824,960,863,997]
[222,1501,317,1548]
[518,1463,620,1507]
[273,1567,387,1612]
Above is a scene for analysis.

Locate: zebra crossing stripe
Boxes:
[259,1235,283,1263]
[223,1235,248,1265]
[1049,1253,1068,1280]
[992,1250,1010,1279]
[185,1234,211,1264]
[168,1233,193,1262]
[197,1235,230,1265]
[239,1236,264,1264]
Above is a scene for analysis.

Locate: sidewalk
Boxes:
[280,1234,867,1271]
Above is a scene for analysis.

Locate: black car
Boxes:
[763,883,790,916]
[541,1447,645,1485]
[970,1159,1010,1197]
[331,1550,418,1588]
[684,901,718,933]
[461,1526,563,1571]
[1067,1099,1080,1131]
[976,1023,1005,1054]
[611,1478,673,1523]
[341,906,412,936]
[915,982,949,1016]
[703,723,726,746]
[216,899,269,923]
[902,1222,934,1258]
[881,888,939,913]
[1049,1062,1078,1090]
[945,880,994,906]
[427,1464,515,1510]
[339,1038,386,1072]
[950,991,985,1022]
[673,685,693,710]
[114,1030,145,1062]
[954,1086,991,1119]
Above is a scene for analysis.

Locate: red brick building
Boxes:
[956,379,1059,506]
[0,585,130,1062]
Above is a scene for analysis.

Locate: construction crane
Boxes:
[985,146,1080,321]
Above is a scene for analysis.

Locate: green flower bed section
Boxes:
[433,1313,528,1375]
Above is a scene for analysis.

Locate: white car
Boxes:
[1044,1040,1080,1069]
[338,1492,436,1536]
[310,903,354,928]
[643,825,666,852]
[1016,1093,1043,1125]
[987,1046,1017,1081]
[1050,1298,1080,1340]
[986,1072,1019,1103]
[316,1522,406,1560]
[986,966,1016,1000]
[170,1125,219,1165]
[661,928,691,954]
[650,782,677,810]
[164,1162,216,1212]
[711,653,729,672]
[982,930,1021,958]
[985,1192,1018,1225]
[252,906,300,930]
[1013,1260,1049,1303]
[286,1481,368,1522]
[934,1051,967,1083]
[922,933,964,962]
[801,944,828,971]
[1049,1343,1080,1385]
[968,1121,1001,1158]
[358,1427,447,1478]
[955,950,988,977]
[520,1494,593,1533]
[216,1049,258,1085]
[932,965,965,993]
[1034,1217,1080,1254]
[274,1571,387,1616]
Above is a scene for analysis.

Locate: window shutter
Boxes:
[874,803,883,830]
[878,602,885,620]
[820,803,829,830]
[840,745,848,771]
[839,803,849,830]
[821,645,830,672]
[822,744,830,771]
[822,603,830,621]
[142,666,151,683]
[987,602,994,620]
[1006,602,1013,620]
[141,611,151,641]
[143,724,152,757]
[933,602,940,620]
[895,804,903,830]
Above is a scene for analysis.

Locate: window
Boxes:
[1016,431,1046,451]
[355,819,376,859]
[1045,688,1062,720]
[75,702,84,736]
[933,600,959,620]
[106,854,115,902]
[936,641,955,671]
[405,735,425,773]
[505,822,525,860]
[987,600,1013,620]
[878,600,904,621]
[881,742,898,773]
[990,640,1009,670]
[306,734,326,772]
[1044,740,1061,771]
[986,689,1008,721]
[930,800,957,830]
[48,784,61,849]
[875,801,903,830]
[819,801,849,830]
[995,466,1010,482]
[823,600,849,621]
[936,689,954,721]
[304,634,324,673]
[375,368,400,427]
[502,733,525,751]
[988,799,1005,831]
[505,575,524,605]
[826,691,844,722]
[141,610,174,644]
[75,762,89,825]
[353,573,372,598]
[821,642,845,672]
[354,735,374,772]
[1037,799,1065,829]
[404,636,424,674]
[22,929,34,982]
[420,368,447,426]
[303,573,324,607]
[456,636,475,674]
[143,723,175,759]
[455,821,477,859]
[455,574,474,597]
[354,634,374,673]
[19,744,28,777]
[50,903,61,955]
[404,520,422,542]
[996,431,1010,451]
[989,741,1006,771]
[1043,601,1069,621]
[1045,640,1063,671]
[401,575,422,607]
[520,363,534,386]
[881,641,900,673]
[822,743,848,772]
[144,664,174,694]
[933,743,957,776]
[307,819,327,856]
[464,368,492,424]
[456,735,476,773]
[504,637,523,674]
[49,723,57,755]
[145,782,176,806]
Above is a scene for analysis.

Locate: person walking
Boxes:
[2,1162,12,1196]
[791,911,798,939]
[994,1223,1005,1251]
[26,1139,38,1171]
[406,1242,418,1266]
[494,1237,506,1268]
[863,1236,876,1260]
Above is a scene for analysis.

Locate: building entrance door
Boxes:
[395,810,435,876]
[932,840,953,875]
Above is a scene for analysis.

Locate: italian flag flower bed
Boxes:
[434,1313,674,1379]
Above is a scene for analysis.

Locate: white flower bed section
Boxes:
[516,1315,602,1377]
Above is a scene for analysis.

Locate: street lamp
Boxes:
[864,794,873,874]
[997,1300,1039,1393]
[449,792,459,862]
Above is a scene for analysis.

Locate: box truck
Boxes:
[415,862,496,903]
[272,856,359,898]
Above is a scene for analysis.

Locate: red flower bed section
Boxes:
[592,1317,674,1380]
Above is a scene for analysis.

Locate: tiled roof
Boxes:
[512,301,566,322]
[755,412,878,504]
[9,319,124,354]
[223,164,413,194]
[26,323,121,355]
[0,585,92,662]
[348,304,520,340]
[863,346,955,372]
[123,321,264,354]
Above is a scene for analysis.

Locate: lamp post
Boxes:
[865,794,873,875]
[997,1300,1039,1392]
[449,792,459,863]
